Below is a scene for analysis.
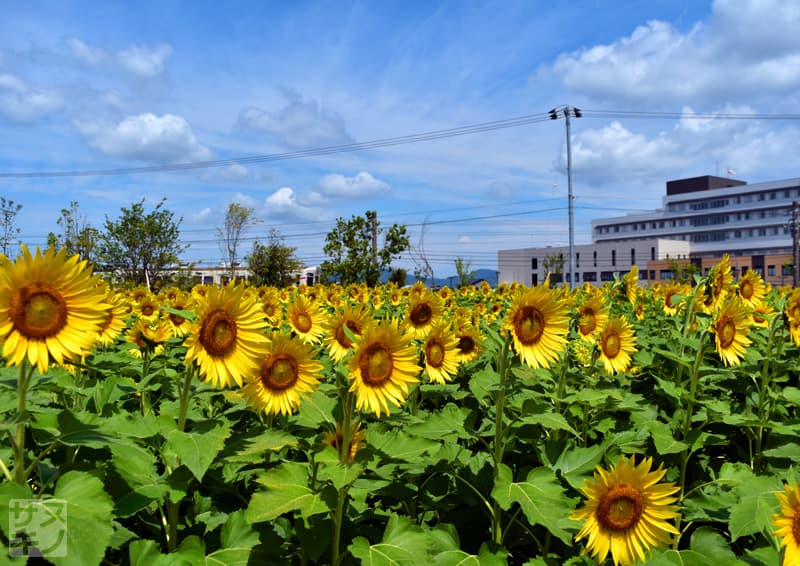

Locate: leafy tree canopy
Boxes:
[248,228,303,287]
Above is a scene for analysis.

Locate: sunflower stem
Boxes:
[491,332,511,545]
[140,350,152,415]
[331,484,350,566]
[14,361,34,485]
[0,457,12,482]
[674,329,708,548]
[177,365,195,433]
[754,309,782,472]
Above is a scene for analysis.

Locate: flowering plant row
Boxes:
[0,246,799,565]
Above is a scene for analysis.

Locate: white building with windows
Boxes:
[498,175,800,286]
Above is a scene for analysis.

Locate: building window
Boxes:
[651,247,656,261]
[532,258,538,269]
[611,249,616,267]
[593,251,597,267]
[576,252,580,268]
[639,269,648,280]
[583,271,597,282]
[532,273,538,285]
[783,265,793,276]
[768,265,776,276]
[630,248,636,265]
[649,270,656,280]
[600,271,615,282]
[660,270,674,280]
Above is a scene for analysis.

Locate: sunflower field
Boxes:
[2,246,800,565]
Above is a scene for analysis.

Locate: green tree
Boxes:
[388,267,408,287]
[0,197,22,257]
[543,252,565,284]
[217,202,258,280]
[96,198,187,289]
[321,210,409,286]
[454,256,476,288]
[667,258,700,284]
[47,201,98,264]
[247,228,303,287]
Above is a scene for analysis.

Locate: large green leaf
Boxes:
[551,444,606,490]
[111,441,167,500]
[407,404,475,441]
[647,420,688,455]
[205,510,259,565]
[50,470,114,566]
[368,429,439,462]
[164,420,231,481]
[728,474,782,541]
[245,462,329,523]
[491,464,576,545]
[348,514,431,565]
[515,412,579,438]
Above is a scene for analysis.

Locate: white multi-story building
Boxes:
[498,175,800,286]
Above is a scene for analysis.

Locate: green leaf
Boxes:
[407,404,475,441]
[111,442,167,499]
[55,410,116,447]
[552,444,606,490]
[689,527,743,563]
[368,429,439,462]
[290,389,337,428]
[0,482,33,537]
[647,421,689,455]
[205,510,259,565]
[348,514,430,565]
[224,428,298,462]
[245,462,329,523]
[50,470,114,566]
[516,412,579,437]
[164,420,231,481]
[491,464,576,545]
[728,475,782,540]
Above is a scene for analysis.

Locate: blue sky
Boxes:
[1,0,799,275]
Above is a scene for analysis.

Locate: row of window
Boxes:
[668,187,800,212]
[530,264,790,286]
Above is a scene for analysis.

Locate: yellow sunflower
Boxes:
[710,297,752,367]
[751,302,776,328]
[702,254,733,313]
[404,289,444,339]
[0,245,109,373]
[737,269,766,308]
[183,283,268,389]
[133,292,160,322]
[324,303,372,363]
[597,317,637,375]
[660,282,686,316]
[125,319,171,358]
[347,319,421,417]
[286,294,328,344]
[774,482,800,565]
[576,296,608,342]
[504,286,569,369]
[422,322,460,384]
[96,289,130,348]
[163,292,195,338]
[239,332,323,416]
[323,422,367,464]
[572,456,680,566]
[453,321,484,364]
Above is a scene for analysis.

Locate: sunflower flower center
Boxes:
[458,336,475,354]
[665,292,678,309]
[199,309,238,356]
[740,281,753,300]
[293,312,313,333]
[410,303,432,327]
[335,320,360,348]
[602,332,621,358]
[596,485,644,531]
[718,316,736,348]
[11,283,68,339]
[141,304,155,316]
[170,312,186,326]
[514,306,544,345]
[793,509,800,545]
[359,343,393,386]
[261,353,298,391]
[426,339,445,367]
[579,310,597,335]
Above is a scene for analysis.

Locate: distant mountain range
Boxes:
[384,268,498,287]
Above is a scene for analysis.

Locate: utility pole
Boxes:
[793,201,799,287]
[549,106,582,289]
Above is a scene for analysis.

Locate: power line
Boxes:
[3,108,798,179]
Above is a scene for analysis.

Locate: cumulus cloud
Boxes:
[262,187,321,220]
[319,171,389,197]
[0,72,62,122]
[191,207,213,223]
[238,89,353,148]
[66,37,107,65]
[76,113,212,163]
[64,37,172,78]
[118,44,173,78]
[540,0,800,104]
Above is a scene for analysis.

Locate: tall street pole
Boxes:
[565,109,575,290]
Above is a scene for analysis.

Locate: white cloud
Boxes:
[0,72,62,122]
[262,187,321,220]
[319,171,389,197]
[232,192,256,208]
[238,89,353,148]
[117,43,173,78]
[191,207,213,223]
[76,113,212,163]
[200,163,251,182]
[66,37,107,65]
[540,0,800,104]
[458,235,473,244]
